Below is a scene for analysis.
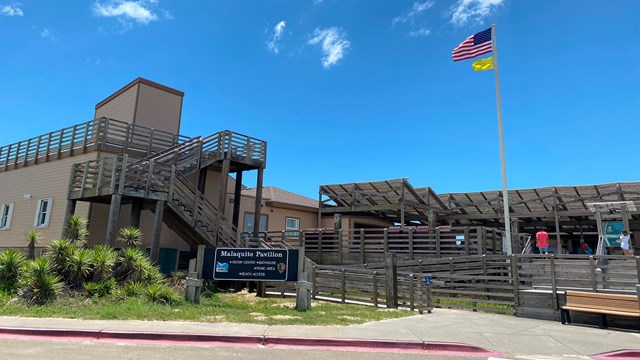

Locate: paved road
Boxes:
[0,338,481,360]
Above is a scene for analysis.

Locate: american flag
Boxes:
[452,27,492,62]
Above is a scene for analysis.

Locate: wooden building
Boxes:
[0,78,267,268]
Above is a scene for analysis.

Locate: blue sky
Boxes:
[1,0,639,200]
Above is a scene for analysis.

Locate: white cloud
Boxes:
[308,27,350,69]
[1,3,23,16]
[409,27,431,37]
[392,1,434,26]
[448,0,504,27]
[92,0,162,26]
[267,20,286,54]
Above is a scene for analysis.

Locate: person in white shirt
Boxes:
[619,230,631,256]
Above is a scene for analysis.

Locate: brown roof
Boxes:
[95,77,184,109]
[242,186,318,209]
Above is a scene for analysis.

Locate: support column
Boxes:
[218,159,230,216]
[198,168,208,194]
[621,204,630,234]
[106,194,122,247]
[61,200,77,238]
[150,200,165,263]
[252,167,264,238]
[232,170,243,227]
[553,204,562,254]
[130,198,143,228]
[510,218,519,254]
[317,191,322,228]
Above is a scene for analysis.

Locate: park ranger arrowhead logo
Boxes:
[277,262,286,274]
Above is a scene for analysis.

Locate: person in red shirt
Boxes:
[536,228,549,254]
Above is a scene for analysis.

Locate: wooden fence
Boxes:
[265,254,639,319]
[253,227,529,265]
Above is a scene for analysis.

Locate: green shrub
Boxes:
[90,245,116,282]
[0,249,26,293]
[22,258,63,305]
[114,247,156,283]
[65,215,89,245]
[47,239,76,278]
[66,248,92,288]
[113,282,144,301]
[117,227,143,248]
[25,230,42,260]
[144,284,180,305]
[85,278,116,297]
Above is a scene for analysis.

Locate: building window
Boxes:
[285,217,300,238]
[243,213,268,235]
[0,203,14,230]
[34,198,53,228]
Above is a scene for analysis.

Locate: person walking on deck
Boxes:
[619,230,631,255]
[536,228,549,254]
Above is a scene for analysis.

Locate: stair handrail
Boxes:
[521,235,532,255]
[596,235,606,256]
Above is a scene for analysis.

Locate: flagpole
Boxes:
[492,24,512,255]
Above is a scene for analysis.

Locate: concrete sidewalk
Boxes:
[1,309,639,359]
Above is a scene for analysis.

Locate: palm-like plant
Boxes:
[65,215,89,246]
[113,247,148,282]
[22,257,63,305]
[118,227,143,248]
[91,245,116,282]
[66,248,92,288]
[25,230,42,260]
[46,238,76,278]
[0,249,26,293]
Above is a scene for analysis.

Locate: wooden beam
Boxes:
[106,194,122,247]
[232,170,243,227]
[252,167,264,238]
[150,200,165,263]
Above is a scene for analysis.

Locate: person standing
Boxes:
[619,230,631,255]
[536,228,549,254]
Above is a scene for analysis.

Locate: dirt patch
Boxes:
[203,315,225,322]
[271,302,296,308]
[249,312,267,321]
[270,315,301,320]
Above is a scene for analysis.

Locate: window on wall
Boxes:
[243,213,268,235]
[285,217,300,238]
[0,203,14,230]
[34,198,53,228]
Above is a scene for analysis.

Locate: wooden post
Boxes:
[311,265,317,300]
[340,268,346,303]
[436,228,441,258]
[385,252,398,308]
[492,228,497,254]
[131,198,143,228]
[635,256,640,285]
[550,255,558,312]
[194,245,205,303]
[106,194,122,247]
[510,254,519,314]
[360,229,365,264]
[449,258,454,274]
[198,167,208,193]
[409,228,414,260]
[252,167,264,238]
[621,205,630,236]
[218,158,230,215]
[61,200,77,238]
[553,203,562,254]
[409,274,415,311]
[150,200,165,263]
[383,228,389,253]
[464,227,470,255]
[318,230,324,264]
[589,255,597,291]
[232,170,243,227]
[295,247,311,311]
[372,271,379,307]
[338,228,343,265]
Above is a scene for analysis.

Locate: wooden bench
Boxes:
[561,290,640,330]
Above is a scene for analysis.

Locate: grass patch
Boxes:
[0,290,415,325]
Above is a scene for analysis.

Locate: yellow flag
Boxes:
[471,56,494,71]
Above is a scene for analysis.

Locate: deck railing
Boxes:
[249,227,529,265]
[68,155,243,248]
[0,118,267,172]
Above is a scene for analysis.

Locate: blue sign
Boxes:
[212,248,298,282]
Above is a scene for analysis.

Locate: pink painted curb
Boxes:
[591,349,640,360]
[0,326,500,356]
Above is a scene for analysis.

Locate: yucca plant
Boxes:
[22,257,63,305]
[0,249,27,293]
[90,245,116,282]
[112,281,144,301]
[25,230,42,260]
[65,215,89,246]
[84,278,116,297]
[46,238,76,278]
[113,247,148,282]
[66,248,92,288]
[117,227,143,248]
[144,284,180,305]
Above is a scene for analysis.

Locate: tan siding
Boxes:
[94,84,138,123]
[135,83,182,134]
[0,153,95,246]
